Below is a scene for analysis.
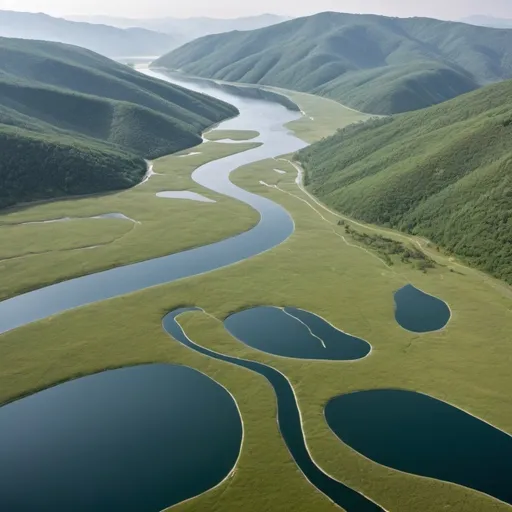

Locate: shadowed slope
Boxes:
[0,38,238,207]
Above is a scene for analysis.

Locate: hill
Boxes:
[0,10,177,57]
[0,37,238,208]
[65,13,290,43]
[154,12,512,115]
[296,80,512,283]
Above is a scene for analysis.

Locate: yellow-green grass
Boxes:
[0,141,260,300]
[204,129,259,141]
[0,219,134,260]
[1,158,510,512]
[263,87,375,142]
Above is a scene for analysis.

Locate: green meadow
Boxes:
[0,89,510,512]
[0,142,259,300]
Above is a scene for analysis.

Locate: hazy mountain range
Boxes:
[66,13,290,43]
[155,12,512,115]
[0,10,178,57]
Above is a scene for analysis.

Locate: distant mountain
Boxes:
[66,13,290,42]
[0,10,178,57]
[154,12,512,115]
[0,37,238,208]
[461,15,512,29]
[297,80,512,283]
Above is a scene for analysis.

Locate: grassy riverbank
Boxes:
[1,158,511,512]
[0,142,259,300]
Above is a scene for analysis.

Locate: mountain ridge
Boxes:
[0,10,177,57]
[154,12,512,114]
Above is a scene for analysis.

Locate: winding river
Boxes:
[0,69,306,335]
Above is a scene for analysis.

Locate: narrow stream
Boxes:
[163,307,384,512]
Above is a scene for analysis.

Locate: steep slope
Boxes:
[0,38,238,207]
[297,80,512,283]
[154,12,512,115]
[0,10,177,57]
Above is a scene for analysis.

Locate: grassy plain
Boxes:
[0,142,259,300]
[204,129,259,141]
[275,88,375,142]
[0,90,511,512]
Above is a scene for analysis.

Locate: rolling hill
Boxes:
[297,80,512,283]
[0,10,177,57]
[154,12,512,115]
[0,37,238,208]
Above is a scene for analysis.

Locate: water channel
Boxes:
[164,308,384,512]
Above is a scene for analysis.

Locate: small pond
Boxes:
[394,284,451,333]
[224,306,371,360]
[325,389,512,505]
[0,364,242,512]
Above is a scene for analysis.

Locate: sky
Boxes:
[1,0,512,20]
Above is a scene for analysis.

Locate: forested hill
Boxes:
[0,38,238,208]
[154,12,512,115]
[297,80,512,284]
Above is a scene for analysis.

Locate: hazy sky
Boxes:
[1,0,512,20]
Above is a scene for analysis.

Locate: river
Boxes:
[0,68,306,334]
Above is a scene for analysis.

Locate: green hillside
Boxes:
[154,12,512,115]
[0,37,238,207]
[297,80,512,283]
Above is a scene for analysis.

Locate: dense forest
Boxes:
[297,80,512,284]
[0,37,238,207]
[155,12,512,115]
[0,127,146,208]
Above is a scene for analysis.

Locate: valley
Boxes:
[0,9,511,512]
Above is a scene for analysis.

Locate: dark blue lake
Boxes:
[0,364,242,512]
[224,306,371,360]
[394,284,451,333]
[325,389,512,506]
